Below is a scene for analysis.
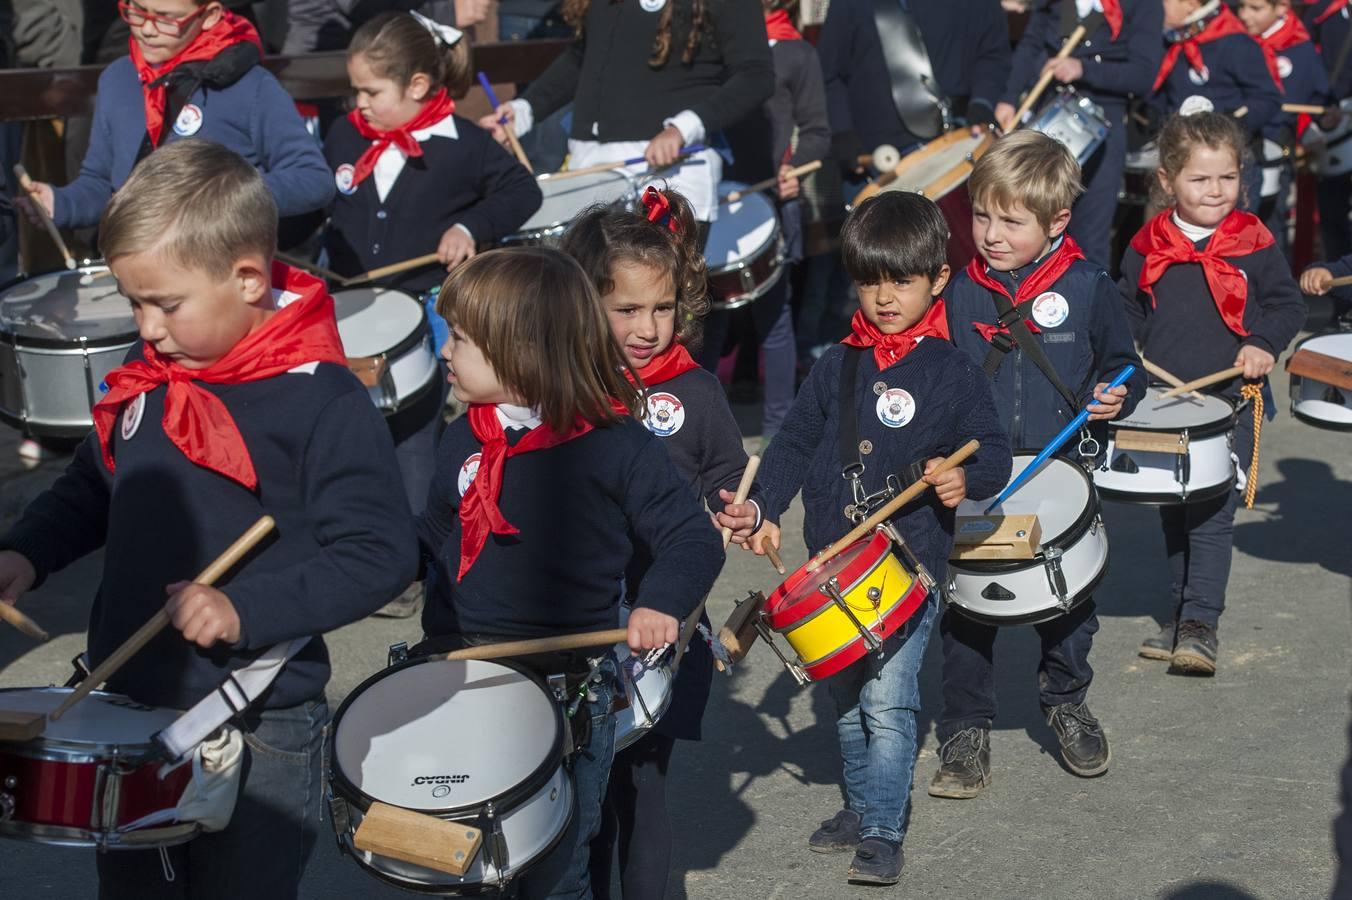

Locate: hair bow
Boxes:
[641,186,681,234]
[411,10,464,46]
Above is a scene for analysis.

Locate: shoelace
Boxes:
[1176,621,1212,644]
[1053,703,1099,738]
[941,728,984,766]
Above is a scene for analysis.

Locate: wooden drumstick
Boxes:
[13,164,76,271]
[1283,103,1327,115]
[720,161,823,204]
[1326,274,1352,288]
[49,515,276,722]
[764,544,785,576]
[805,439,980,573]
[0,602,49,643]
[1010,25,1087,129]
[1157,365,1246,399]
[275,252,350,286]
[477,73,533,174]
[1141,356,1204,401]
[538,144,708,183]
[344,252,442,287]
[440,628,629,662]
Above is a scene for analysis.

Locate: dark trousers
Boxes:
[97,700,327,900]
[1067,117,1127,270]
[937,600,1099,743]
[1156,408,1255,630]
[589,732,677,900]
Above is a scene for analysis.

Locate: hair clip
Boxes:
[411,10,464,46]
[641,186,681,234]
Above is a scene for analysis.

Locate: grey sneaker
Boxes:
[928,727,992,799]
[1171,619,1218,675]
[1139,621,1177,661]
[808,809,861,853]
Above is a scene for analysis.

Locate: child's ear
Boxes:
[235,256,272,307]
[1047,208,1072,240]
[200,1,225,30]
[930,263,952,297]
[1155,168,1173,199]
[408,73,433,103]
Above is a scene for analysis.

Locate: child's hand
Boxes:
[994,102,1017,133]
[776,164,800,200]
[1087,382,1129,421]
[15,181,54,224]
[924,458,967,508]
[747,521,782,555]
[1300,266,1334,296]
[1042,55,1084,84]
[166,581,241,648]
[644,125,685,168]
[626,606,678,653]
[477,105,514,143]
[438,227,477,270]
[0,551,37,606]
[715,489,760,543]
[454,0,491,27]
[1235,344,1276,380]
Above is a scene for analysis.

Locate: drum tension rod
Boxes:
[753,617,808,685]
[1040,547,1071,612]
[821,576,884,657]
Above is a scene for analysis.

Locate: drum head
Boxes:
[1118,388,1234,431]
[0,266,137,345]
[332,288,424,358]
[1299,332,1352,361]
[520,171,635,233]
[963,456,1090,548]
[706,186,778,272]
[332,658,562,814]
[889,132,987,195]
[0,687,175,752]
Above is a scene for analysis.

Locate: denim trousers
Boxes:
[97,699,328,900]
[827,595,938,844]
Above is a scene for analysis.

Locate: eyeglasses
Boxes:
[117,1,212,38]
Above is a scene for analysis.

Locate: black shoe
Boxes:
[1171,619,1218,675]
[1139,621,1177,661]
[846,837,903,885]
[1046,702,1110,777]
[374,581,424,619]
[808,809,861,853]
[928,727,991,799]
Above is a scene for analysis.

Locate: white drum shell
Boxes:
[332,288,438,413]
[611,643,674,752]
[505,171,637,246]
[1031,93,1110,165]
[947,457,1108,625]
[1290,332,1352,429]
[1093,389,1236,504]
[705,183,785,310]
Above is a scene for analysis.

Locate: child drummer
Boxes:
[723,192,1011,886]
[940,130,1144,798]
[0,140,418,897]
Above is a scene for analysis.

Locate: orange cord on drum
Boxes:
[1241,384,1263,510]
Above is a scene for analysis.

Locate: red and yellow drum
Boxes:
[762,530,929,681]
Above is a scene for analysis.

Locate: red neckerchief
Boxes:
[1095,0,1124,41]
[1154,6,1281,91]
[1129,208,1274,337]
[964,235,1084,343]
[764,9,803,41]
[347,89,456,187]
[93,264,347,490]
[1260,13,1313,52]
[626,342,700,387]
[129,12,263,147]
[458,405,598,580]
[840,299,951,370]
[1315,0,1348,25]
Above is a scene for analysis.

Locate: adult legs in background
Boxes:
[1068,121,1128,270]
[589,733,676,900]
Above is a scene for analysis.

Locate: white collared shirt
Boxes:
[371,114,460,203]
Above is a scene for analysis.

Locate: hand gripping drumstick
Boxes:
[49,515,276,722]
[805,440,980,573]
[1140,356,1205,402]
[13,164,76,271]
[440,628,630,661]
[1009,25,1087,130]
[477,72,533,173]
[343,253,442,287]
[1326,274,1352,289]
[720,160,823,204]
[1157,365,1246,399]
[0,602,49,642]
[538,145,708,183]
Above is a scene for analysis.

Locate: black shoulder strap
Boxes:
[984,289,1083,413]
[837,346,864,474]
[870,0,945,140]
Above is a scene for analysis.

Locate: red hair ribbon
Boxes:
[641,186,681,234]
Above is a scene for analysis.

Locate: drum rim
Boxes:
[764,531,895,630]
[1110,390,1236,439]
[328,655,566,819]
[708,253,786,311]
[0,818,200,849]
[707,186,779,276]
[0,687,174,759]
[1291,406,1352,431]
[0,265,139,349]
[333,290,430,360]
[945,562,1107,627]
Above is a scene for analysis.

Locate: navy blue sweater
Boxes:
[1118,225,1306,402]
[1303,0,1352,101]
[1152,30,1283,137]
[418,414,724,639]
[757,339,1012,579]
[323,115,543,295]
[947,254,1145,451]
[0,357,417,710]
[53,57,334,228]
[1263,35,1332,144]
[1004,0,1163,114]
[817,0,1011,154]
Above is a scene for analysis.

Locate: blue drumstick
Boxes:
[618,144,707,168]
[476,71,506,118]
[983,364,1136,514]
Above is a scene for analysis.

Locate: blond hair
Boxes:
[436,248,644,433]
[1152,111,1251,208]
[100,139,276,278]
[968,130,1084,230]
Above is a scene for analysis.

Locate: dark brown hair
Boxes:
[560,0,705,67]
[559,187,710,350]
[436,248,644,432]
[349,11,473,99]
[1152,111,1251,209]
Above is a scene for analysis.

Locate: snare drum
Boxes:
[852,130,994,206]
[762,529,930,681]
[612,645,674,751]
[1301,99,1352,177]
[1288,332,1352,430]
[504,170,637,246]
[1093,387,1237,504]
[328,656,573,893]
[706,184,785,311]
[1030,92,1109,166]
[948,455,1108,626]
[0,687,197,849]
[0,265,139,437]
[333,288,439,414]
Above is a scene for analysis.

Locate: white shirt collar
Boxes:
[1172,211,1217,242]
[1075,0,1102,21]
[497,403,543,431]
[1261,15,1286,39]
[372,113,459,202]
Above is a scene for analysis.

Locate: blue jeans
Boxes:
[98,699,328,899]
[827,595,938,844]
[516,656,618,900]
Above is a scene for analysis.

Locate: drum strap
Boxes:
[871,0,947,140]
[981,293,1084,415]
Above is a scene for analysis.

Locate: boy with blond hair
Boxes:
[936,130,1143,798]
[0,139,415,898]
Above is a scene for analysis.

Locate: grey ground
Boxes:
[0,300,1348,899]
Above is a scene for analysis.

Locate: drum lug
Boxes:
[881,523,936,594]
[80,336,96,414]
[753,617,809,686]
[1175,428,1192,500]
[823,577,884,657]
[1,775,16,823]
[386,642,409,667]
[481,802,509,882]
[1041,547,1072,612]
[327,791,352,851]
